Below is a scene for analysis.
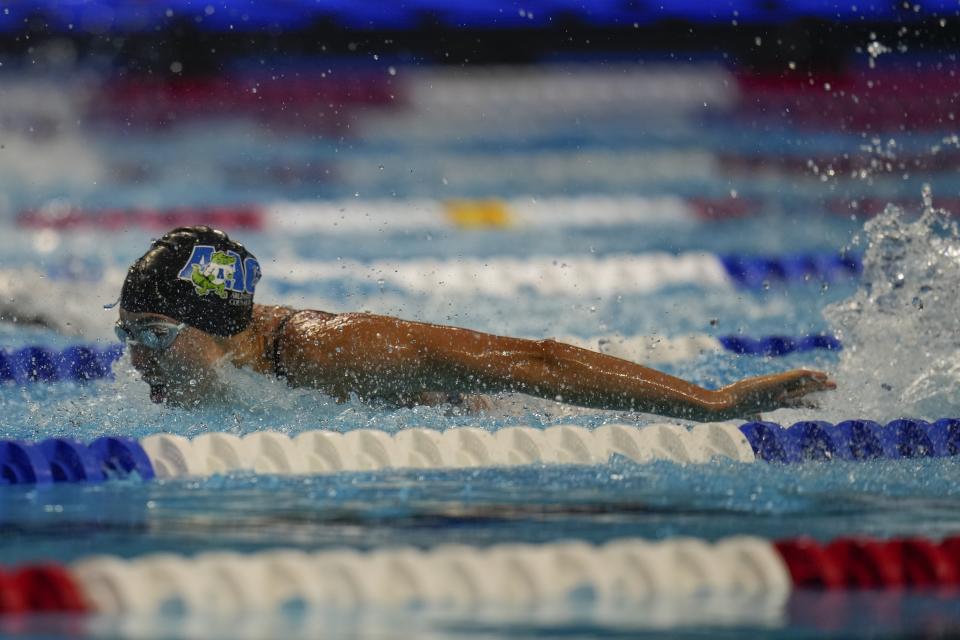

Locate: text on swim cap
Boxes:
[177,245,260,297]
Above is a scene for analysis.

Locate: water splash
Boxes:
[821,195,960,420]
[0,350,650,442]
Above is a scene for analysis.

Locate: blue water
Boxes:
[2,62,960,636]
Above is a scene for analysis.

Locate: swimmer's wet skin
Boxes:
[117,226,836,419]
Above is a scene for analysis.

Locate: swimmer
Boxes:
[116,226,835,419]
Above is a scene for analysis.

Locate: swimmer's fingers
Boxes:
[775,373,837,410]
[780,369,836,393]
[728,370,835,417]
[778,385,830,403]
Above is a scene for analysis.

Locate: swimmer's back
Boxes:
[274,310,447,402]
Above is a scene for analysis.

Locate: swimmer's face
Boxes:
[118,310,226,406]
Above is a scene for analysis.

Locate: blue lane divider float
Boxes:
[718,335,842,356]
[0,437,153,486]
[740,419,960,463]
[1,334,843,387]
[720,253,862,289]
[0,345,122,384]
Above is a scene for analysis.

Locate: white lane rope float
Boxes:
[71,536,788,614]
[403,64,739,114]
[140,423,754,479]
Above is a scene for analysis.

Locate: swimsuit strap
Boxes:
[272,309,300,379]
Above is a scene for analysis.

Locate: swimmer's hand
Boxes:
[718,369,836,419]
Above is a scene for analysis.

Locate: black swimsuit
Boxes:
[271,309,300,380]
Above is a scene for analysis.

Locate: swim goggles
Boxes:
[114,320,186,351]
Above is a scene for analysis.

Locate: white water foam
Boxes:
[819,197,960,420]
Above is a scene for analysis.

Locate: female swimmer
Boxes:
[116,226,835,419]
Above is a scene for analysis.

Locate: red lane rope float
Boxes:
[0,565,87,614]
[827,539,905,588]
[894,539,960,588]
[736,69,960,131]
[90,74,400,126]
[17,206,264,232]
[775,538,847,589]
[776,537,960,590]
[12,566,88,613]
[0,571,27,614]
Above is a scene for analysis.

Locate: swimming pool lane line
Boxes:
[4,534,960,616]
[0,334,841,384]
[36,63,960,130]
[0,252,859,328]
[136,250,859,295]
[561,332,841,362]
[1,419,958,485]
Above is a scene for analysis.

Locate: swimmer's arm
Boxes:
[282,313,834,420]
[412,328,834,420]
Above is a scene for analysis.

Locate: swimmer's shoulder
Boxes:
[283,307,338,332]
[273,307,362,356]
[263,306,401,349]
[253,304,336,326]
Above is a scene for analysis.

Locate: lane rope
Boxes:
[5,534,960,616]
[263,251,858,295]
[2,419,958,485]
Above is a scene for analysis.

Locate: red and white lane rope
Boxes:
[18,195,733,233]
[71,538,787,614]
[5,535,960,616]
[7,66,958,138]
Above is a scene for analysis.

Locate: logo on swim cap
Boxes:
[177,245,260,299]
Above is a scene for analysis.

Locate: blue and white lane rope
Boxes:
[563,333,841,363]
[2,252,860,319]
[1,419,958,485]
[0,334,841,384]
[263,252,860,296]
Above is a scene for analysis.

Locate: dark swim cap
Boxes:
[120,226,261,336]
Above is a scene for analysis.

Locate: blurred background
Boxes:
[3,2,960,638]
[1,1,956,225]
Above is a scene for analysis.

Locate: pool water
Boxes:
[2,61,960,637]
